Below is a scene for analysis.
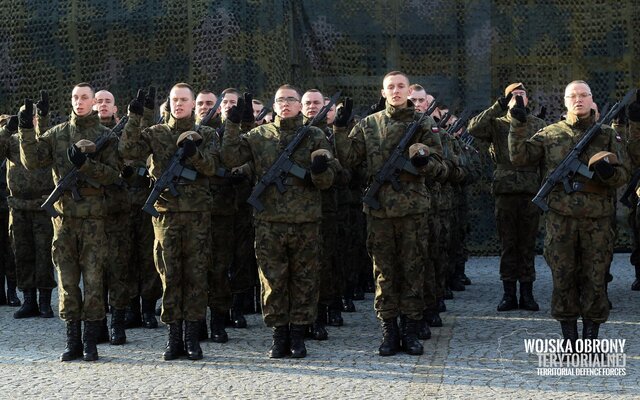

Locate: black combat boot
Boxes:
[268,325,290,358]
[582,319,600,340]
[198,319,208,341]
[6,279,21,307]
[97,317,110,344]
[60,320,83,361]
[184,320,203,360]
[424,309,443,327]
[289,324,307,358]
[449,274,465,292]
[518,282,539,311]
[38,288,54,318]
[378,318,400,356]
[560,320,578,351]
[353,285,365,301]
[83,320,100,361]
[209,311,229,343]
[141,298,158,329]
[437,298,447,313]
[163,321,184,361]
[230,293,247,328]
[632,265,640,291]
[443,287,454,300]
[342,297,356,312]
[13,288,39,319]
[402,318,424,355]
[497,281,518,311]
[327,303,344,327]
[417,318,432,340]
[124,296,142,329]
[0,278,6,305]
[110,308,127,345]
[310,304,328,340]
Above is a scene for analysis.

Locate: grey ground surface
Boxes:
[0,254,638,399]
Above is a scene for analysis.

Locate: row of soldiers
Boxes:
[0,71,482,361]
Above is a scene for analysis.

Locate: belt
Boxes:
[571,181,609,195]
[67,187,104,197]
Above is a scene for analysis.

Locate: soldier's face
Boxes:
[508,89,528,108]
[381,75,410,108]
[252,102,263,118]
[408,89,429,113]
[564,83,593,118]
[195,92,218,120]
[301,92,324,118]
[71,86,96,117]
[94,91,117,119]
[274,89,301,119]
[170,87,195,120]
[221,93,239,119]
[326,102,336,124]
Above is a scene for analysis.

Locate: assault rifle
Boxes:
[246,91,341,212]
[41,116,129,218]
[362,110,432,210]
[531,89,635,212]
[255,107,270,122]
[620,169,640,208]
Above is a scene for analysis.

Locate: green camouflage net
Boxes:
[1,0,637,254]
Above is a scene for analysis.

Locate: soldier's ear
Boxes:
[113,106,118,114]
[380,89,386,98]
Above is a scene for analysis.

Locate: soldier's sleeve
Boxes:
[19,124,54,170]
[184,128,219,177]
[221,121,253,168]
[626,120,640,169]
[333,122,366,169]
[599,127,630,189]
[119,112,152,160]
[417,122,448,180]
[508,118,544,167]
[35,115,49,137]
[78,135,122,185]
[310,131,337,190]
[467,102,504,141]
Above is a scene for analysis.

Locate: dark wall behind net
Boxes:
[1,0,638,254]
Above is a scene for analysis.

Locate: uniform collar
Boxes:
[274,112,303,132]
[168,113,196,132]
[70,111,100,129]
[385,100,415,122]
[303,114,327,130]
[565,110,595,129]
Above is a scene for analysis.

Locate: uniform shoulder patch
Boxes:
[431,127,439,133]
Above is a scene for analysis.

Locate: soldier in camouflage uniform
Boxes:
[221,84,338,359]
[1,99,56,320]
[334,71,446,356]
[468,83,546,312]
[19,83,122,362]
[120,83,220,361]
[621,96,640,291]
[508,80,630,341]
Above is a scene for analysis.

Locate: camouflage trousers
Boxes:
[51,216,106,322]
[105,212,132,309]
[423,207,439,309]
[209,213,233,313]
[337,204,361,298]
[435,209,451,296]
[254,220,321,327]
[367,214,427,321]
[230,206,258,293]
[8,208,56,290]
[153,212,210,323]
[450,188,470,276]
[495,194,540,282]
[319,212,341,307]
[0,210,16,284]
[629,201,640,267]
[544,211,612,323]
[127,207,162,302]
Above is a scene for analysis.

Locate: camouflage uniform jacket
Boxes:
[334,102,446,218]
[222,113,337,223]
[19,111,121,218]
[468,101,546,194]
[99,116,131,215]
[119,112,220,213]
[509,111,630,218]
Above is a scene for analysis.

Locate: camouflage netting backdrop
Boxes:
[2,0,639,255]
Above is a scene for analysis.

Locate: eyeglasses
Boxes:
[564,93,592,100]
[275,97,300,104]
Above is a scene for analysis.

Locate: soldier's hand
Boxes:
[409,143,430,167]
[310,154,329,174]
[144,87,156,111]
[121,165,135,179]
[536,106,547,120]
[592,159,615,180]
[19,99,34,129]
[6,115,18,133]
[368,96,386,115]
[227,98,244,124]
[67,144,87,167]
[627,90,640,122]
[241,92,254,123]
[334,97,353,128]
[180,139,198,160]
[497,92,513,111]
[128,89,145,116]
[36,90,49,117]
[509,95,527,123]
